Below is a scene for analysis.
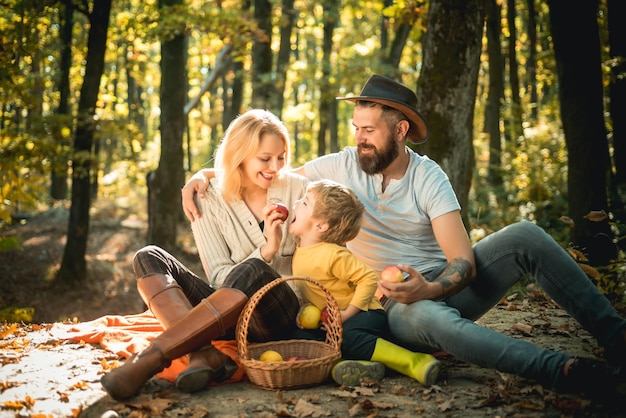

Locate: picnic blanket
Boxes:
[51,311,245,384]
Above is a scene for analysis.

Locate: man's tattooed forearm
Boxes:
[436,258,473,293]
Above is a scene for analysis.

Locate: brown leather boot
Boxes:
[100,287,247,401]
[176,345,238,393]
[136,274,193,328]
[137,274,236,393]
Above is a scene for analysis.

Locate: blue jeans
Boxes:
[386,221,626,389]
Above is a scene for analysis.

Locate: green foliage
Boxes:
[0,131,55,224]
[470,120,571,244]
[146,4,256,48]
[383,0,428,26]
[0,306,35,323]
[592,261,626,309]
[0,236,23,252]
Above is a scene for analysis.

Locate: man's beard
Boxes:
[357,132,399,175]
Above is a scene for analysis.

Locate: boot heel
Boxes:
[175,367,214,393]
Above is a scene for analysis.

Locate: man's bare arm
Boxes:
[182,166,309,222]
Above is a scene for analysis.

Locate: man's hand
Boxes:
[181,170,211,222]
[377,265,441,304]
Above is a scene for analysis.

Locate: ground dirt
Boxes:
[1,204,625,418]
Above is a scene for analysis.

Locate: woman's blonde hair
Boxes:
[214,109,291,201]
[308,180,364,245]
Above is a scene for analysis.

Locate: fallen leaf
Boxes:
[583,210,608,222]
[126,395,176,415]
[68,380,89,390]
[0,323,18,339]
[57,390,70,402]
[513,399,546,411]
[567,248,588,262]
[511,323,534,335]
[2,400,25,410]
[352,387,376,396]
[438,397,454,411]
[578,263,601,279]
[559,216,575,228]
[389,384,409,395]
[347,402,361,417]
[328,389,356,398]
[371,399,396,409]
[70,405,83,417]
[0,380,19,393]
[293,398,330,417]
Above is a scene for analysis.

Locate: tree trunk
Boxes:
[50,0,73,201]
[380,1,418,77]
[547,0,614,264]
[275,0,296,116]
[387,23,412,70]
[485,0,504,185]
[317,0,338,156]
[506,0,523,141]
[147,0,187,250]
[607,0,626,229]
[415,0,485,229]
[57,0,112,282]
[251,0,273,109]
[526,0,538,121]
[223,62,244,127]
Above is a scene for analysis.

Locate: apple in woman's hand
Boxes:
[273,203,289,221]
[380,265,404,283]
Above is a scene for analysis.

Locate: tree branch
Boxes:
[184,44,233,115]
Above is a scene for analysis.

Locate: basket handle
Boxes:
[236,276,343,361]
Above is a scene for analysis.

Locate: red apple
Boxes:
[285,355,309,362]
[320,307,330,325]
[273,203,289,221]
[380,265,404,283]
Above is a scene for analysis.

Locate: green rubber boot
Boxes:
[331,360,385,386]
[371,338,440,387]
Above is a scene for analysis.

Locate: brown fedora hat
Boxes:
[336,74,429,144]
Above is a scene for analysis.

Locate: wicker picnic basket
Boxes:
[236,276,343,390]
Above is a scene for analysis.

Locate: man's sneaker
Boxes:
[331,360,385,386]
[554,357,624,400]
[603,335,626,368]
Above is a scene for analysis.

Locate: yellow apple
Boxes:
[296,303,322,329]
[380,265,404,283]
[259,350,284,362]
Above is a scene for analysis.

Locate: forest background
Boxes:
[1,0,625,321]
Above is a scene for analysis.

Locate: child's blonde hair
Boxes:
[214,109,291,202]
[308,180,364,245]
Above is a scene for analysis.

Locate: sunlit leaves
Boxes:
[149,4,256,47]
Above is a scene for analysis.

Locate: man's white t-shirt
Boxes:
[303,146,460,274]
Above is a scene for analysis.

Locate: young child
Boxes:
[288,179,441,387]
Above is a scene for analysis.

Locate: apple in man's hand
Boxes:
[380,265,404,283]
[272,203,289,221]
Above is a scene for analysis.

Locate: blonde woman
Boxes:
[101,109,309,401]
